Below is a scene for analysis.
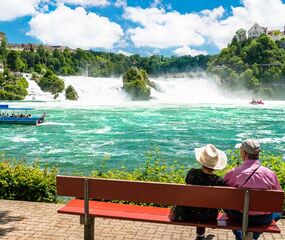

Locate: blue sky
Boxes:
[0,0,285,56]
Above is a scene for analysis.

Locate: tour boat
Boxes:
[0,105,46,125]
[249,99,264,105]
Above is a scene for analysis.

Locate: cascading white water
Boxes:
[25,75,54,101]
[150,77,226,104]
[60,76,130,104]
[24,75,228,106]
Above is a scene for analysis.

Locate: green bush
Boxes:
[122,66,151,100]
[38,69,65,95]
[0,149,284,210]
[91,149,187,183]
[0,72,29,100]
[65,85,79,100]
[0,160,57,203]
[0,89,22,100]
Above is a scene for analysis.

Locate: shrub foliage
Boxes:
[0,160,57,203]
[1,149,285,211]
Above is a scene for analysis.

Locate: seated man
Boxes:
[224,139,282,240]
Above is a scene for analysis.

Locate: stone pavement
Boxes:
[0,200,284,240]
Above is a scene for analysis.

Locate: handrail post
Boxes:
[82,178,94,240]
[242,190,252,240]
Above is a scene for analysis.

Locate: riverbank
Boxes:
[1,199,284,240]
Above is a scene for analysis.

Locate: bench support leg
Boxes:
[244,232,253,240]
[242,190,250,240]
[81,216,94,240]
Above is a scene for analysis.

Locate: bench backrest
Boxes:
[56,176,284,212]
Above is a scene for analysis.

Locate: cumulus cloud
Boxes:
[114,0,127,8]
[201,0,285,49]
[58,0,109,7]
[124,0,285,50]
[151,0,162,8]
[28,5,123,49]
[0,0,40,21]
[124,7,205,48]
[173,46,207,56]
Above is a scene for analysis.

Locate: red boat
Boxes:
[250,99,264,105]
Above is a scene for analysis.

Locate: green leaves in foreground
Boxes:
[0,160,57,203]
[1,149,285,208]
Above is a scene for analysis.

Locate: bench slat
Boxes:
[56,176,284,212]
[58,199,281,233]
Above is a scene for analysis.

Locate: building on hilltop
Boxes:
[248,23,285,41]
[267,28,285,41]
[0,31,74,52]
[8,43,40,52]
[247,23,267,39]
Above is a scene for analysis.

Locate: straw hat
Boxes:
[195,144,227,170]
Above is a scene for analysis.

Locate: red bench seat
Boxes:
[58,199,281,233]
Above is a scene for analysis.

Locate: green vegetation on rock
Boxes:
[208,29,285,97]
[38,69,65,95]
[65,85,79,100]
[0,70,28,100]
[122,67,151,100]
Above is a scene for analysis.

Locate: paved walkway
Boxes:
[0,200,284,240]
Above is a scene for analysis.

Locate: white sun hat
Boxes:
[195,144,227,170]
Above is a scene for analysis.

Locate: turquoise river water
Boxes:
[0,76,285,174]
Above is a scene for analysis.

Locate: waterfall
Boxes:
[25,75,228,106]
[25,75,54,101]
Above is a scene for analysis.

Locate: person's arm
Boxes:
[216,177,226,186]
[223,169,235,187]
[273,173,282,191]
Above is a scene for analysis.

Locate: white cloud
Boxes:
[0,0,40,21]
[124,7,205,48]
[201,0,285,49]
[151,0,161,8]
[124,0,285,50]
[58,0,109,7]
[114,0,127,8]
[173,46,207,56]
[28,5,123,49]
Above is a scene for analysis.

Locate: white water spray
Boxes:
[24,75,234,107]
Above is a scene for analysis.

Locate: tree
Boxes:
[6,51,26,72]
[0,36,7,63]
[236,29,247,42]
[38,69,65,95]
[65,85,79,100]
[122,67,151,100]
[240,69,261,90]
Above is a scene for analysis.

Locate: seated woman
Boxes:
[170,144,227,240]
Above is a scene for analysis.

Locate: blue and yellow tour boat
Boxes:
[0,105,46,125]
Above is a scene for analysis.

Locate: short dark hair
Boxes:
[202,165,215,172]
[246,152,259,160]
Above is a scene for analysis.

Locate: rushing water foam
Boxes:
[24,75,229,106]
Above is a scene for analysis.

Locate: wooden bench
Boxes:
[56,175,284,240]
